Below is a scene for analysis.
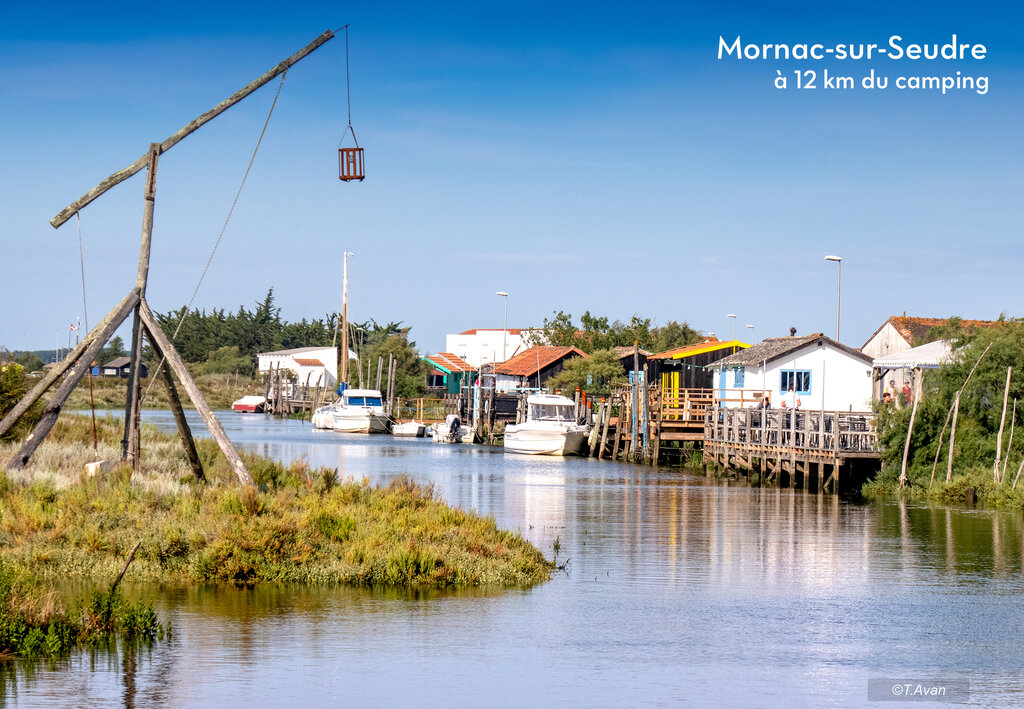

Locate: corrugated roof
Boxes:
[711,334,871,368]
[423,352,475,373]
[103,356,132,368]
[862,315,999,349]
[494,346,586,376]
[610,345,652,359]
[293,358,325,367]
[648,338,748,361]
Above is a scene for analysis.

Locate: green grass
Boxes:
[0,417,552,588]
[0,559,165,659]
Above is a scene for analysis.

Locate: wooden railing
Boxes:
[704,406,879,454]
[661,387,714,423]
[714,388,768,407]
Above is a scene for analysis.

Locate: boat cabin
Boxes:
[526,394,577,422]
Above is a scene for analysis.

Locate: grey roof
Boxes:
[103,356,132,368]
[711,334,872,368]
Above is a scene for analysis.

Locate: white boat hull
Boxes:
[392,421,426,438]
[504,426,589,456]
[332,411,390,434]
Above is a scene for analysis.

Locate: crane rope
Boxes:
[141,70,288,403]
[77,212,99,450]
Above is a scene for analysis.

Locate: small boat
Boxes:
[504,393,590,456]
[231,395,266,413]
[392,421,426,438]
[431,414,474,444]
[331,388,390,434]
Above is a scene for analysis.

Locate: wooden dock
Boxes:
[703,406,880,491]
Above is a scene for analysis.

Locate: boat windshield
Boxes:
[529,404,575,422]
[346,396,382,407]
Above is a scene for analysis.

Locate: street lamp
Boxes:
[726,314,737,341]
[496,291,509,362]
[746,324,755,343]
[824,255,842,341]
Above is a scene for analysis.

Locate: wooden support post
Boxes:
[138,300,253,486]
[148,330,205,482]
[0,289,141,438]
[599,398,611,460]
[123,144,160,470]
[7,289,140,470]
[612,395,624,461]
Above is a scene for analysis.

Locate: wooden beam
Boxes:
[50,30,335,229]
[0,288,139,438]
[7,289,140,470]
[138,299,253,486]
[144,324,205,483]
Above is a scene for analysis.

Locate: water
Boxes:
[6,411,1024,707]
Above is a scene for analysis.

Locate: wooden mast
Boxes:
[340,251,351,387]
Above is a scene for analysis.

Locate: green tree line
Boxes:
[873,317,1024,503]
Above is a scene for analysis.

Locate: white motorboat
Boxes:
[431,414,474,444]
[392,421,426,438]
[504,393,590,456]
[231,395,266,413]
[331,388,390,434]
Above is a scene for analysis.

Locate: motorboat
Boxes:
[330,388,390,434]
[231,395,266,413]
[392,420,426,438]
[504,393,590,455]
[431,414,474,444]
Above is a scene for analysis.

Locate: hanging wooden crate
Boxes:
[338,147,364,181]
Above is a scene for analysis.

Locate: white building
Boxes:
[257,346,348,391]
[709,333,873,412]
[445,328,525,369]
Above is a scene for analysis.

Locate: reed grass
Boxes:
[0,417,551,588]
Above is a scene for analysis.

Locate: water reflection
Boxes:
[16,410,1023,707]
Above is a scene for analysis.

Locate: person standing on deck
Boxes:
[781,384,800,409]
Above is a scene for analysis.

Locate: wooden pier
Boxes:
[703,406,880,491]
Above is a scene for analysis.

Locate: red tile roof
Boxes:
[863,316,1000,349]
[494,346,586,377]
[293,358,325,367]
[458,328,524,335]
[423,352,475,373]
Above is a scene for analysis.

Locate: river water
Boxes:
[5,411,1024,707]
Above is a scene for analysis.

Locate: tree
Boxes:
[0,363,41,442]
[13,352,44,372]
[353,333,427,397]
[546,349,626,395]
[97,336,126,366]
[530,311,704,354]
[201,346,254,376]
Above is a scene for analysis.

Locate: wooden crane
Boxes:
[0,30,338,484]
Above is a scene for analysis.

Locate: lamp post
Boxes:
[746,324,755,343]
[726,314,737,341]
[496,291,509,362]
[824,255,842,341]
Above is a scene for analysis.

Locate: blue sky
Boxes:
[1,1,1020,355]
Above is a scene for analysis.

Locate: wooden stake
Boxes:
[994,366,1012,482]
[946,391,961,483]
[7,289,140,470]
[1002,399,1017,483]
[146,325,205,482]
[138,300,253,486]
[899,393,920,488]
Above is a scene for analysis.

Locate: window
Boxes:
[733,366,745,387]
[780,370,811,395]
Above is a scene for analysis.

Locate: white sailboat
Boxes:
[504,393,590,456]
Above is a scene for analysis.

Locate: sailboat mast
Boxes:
[340,251,351,386]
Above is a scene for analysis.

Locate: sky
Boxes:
[1,1,1020,356]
